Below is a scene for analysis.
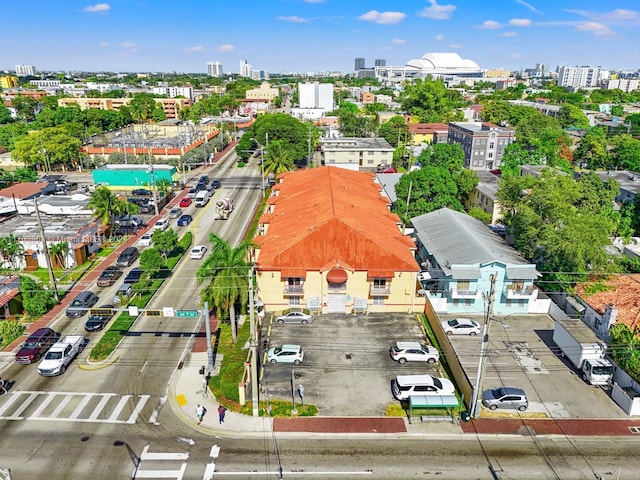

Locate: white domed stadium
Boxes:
[374,52,483,82]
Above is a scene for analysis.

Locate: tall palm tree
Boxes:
[263,139,295,177]
[49,242,69,269]
[0,234,25,269]
[88,186,118,225]
[196,234,252,344]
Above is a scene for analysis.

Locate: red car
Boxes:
[179,197,192,207]
[377,166,397,174]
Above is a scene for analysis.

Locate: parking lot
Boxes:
[442,313,626,419]
[260,313,445,416]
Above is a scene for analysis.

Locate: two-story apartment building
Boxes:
[412,208,545,315]
[448,122,516,170]
[407,123,449,146]
[465,170,503,225]
[320,137,394,171]
[252,167,421,314]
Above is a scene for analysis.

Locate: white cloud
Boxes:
[435,34,444,41]
[119,42,136,48]
[358,10,406,24]
[98,41,110,47]
[501,32,518,37]
[509,18,532,26]
[185,46,205,52]
[603,8,639,21]
[277,16,308,23]
[448,43,462,49]
[392,38,407,45]
[418,0,456,20]
[516,0,541,14]
[83,3,110,13]
[576,22,615,37]
[480,20,501,29]
[218,43,234,52]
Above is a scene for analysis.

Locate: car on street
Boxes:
[169,207,183,219]
[391,374,455,400]
[84,305,115,332]
[441,318,481,336]
[138,233,153,247]
[132,188,152,196]
[195,182,206,192]
[211,179,221,189]
[66,291,99,318]
[15,327,61,364]
[177,214,193,227]
[276,310,314,325]
[267,344,304,364]
[377,164,397,174]
[113,283,134,304]
[179,197,192,207]
[186,188,198,199]
[97,266,123,287]
[124,268,142,284]
[190,245,207,259]
[389,341,439,364]
[198,175,209,185]
[482,386,529,411]
[114,215,144,229]
[116,247,139,267]
[153,218,170,231]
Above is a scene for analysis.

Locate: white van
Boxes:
[194,190,210,207]
[391,374,455,401]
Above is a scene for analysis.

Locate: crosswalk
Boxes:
[0,391,151,424]
[132,444,219,480]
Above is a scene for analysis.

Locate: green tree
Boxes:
[0,104,12,124]
[12,127,83,170]
[378,116,409,148]
[468,207,492,224]
[262,139,295,176]
[20,276,56,316]
[87,186,118,225]
[610,135,640,171]
[574,127,610,169]
[557,104,590,129]
[400,77,465,123]
[11,95,39,121]
[139,248,164,278]
[196,234,252,344]
[0,234,24,269]
[49,242,69,269]
[609,323,640,382]
[235,113,309,160]
[0,320,24,348]
[151,229,178,260]
[129,93,157,123]
[337,111,376,137]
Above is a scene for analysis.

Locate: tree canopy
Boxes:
[399,77,466,123]
[235,113,310,162]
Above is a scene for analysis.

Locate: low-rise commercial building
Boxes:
[321,137,394,171]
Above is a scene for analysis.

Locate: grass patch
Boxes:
[239,399,318,417]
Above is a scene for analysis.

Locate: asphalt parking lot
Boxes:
[260,313,445,416]
[441,313,626,419]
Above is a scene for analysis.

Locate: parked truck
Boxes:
[214,197,233,220]
[37,334,85,376]
[194,189,210,207]
[552,319,614,386]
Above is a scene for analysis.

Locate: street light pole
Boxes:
[251,138,266,198]
[470,274,496,418]
[147,147,159,217]
[248,266,259,417]
[34,197,59,303]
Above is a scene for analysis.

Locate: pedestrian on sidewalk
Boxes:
[196,404,205,424]
[218,405,226,424]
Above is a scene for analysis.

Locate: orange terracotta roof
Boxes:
[255,167,417,274]
[0,182,48,199]
[0,287,19,307]
[576,275,640,331]
[407,123,449,134]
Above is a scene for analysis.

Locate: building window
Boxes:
[373,296,384,306]
[489,142,495,149]
[373,278,386,287]
[287,277,303,286]
[288,296,301,306]
[458,280,470,290]
[488,153,493,158]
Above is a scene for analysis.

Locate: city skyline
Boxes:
[2,1,639,74]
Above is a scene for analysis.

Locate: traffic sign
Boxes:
[176,309,199,317]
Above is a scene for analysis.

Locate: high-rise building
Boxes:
[354,58,365,71]
[15,64,36,76]
[374,59,386,67]
[557,65,603,89]
[298,82,334,111]
[239,60,252,77]
[207,61,223,77]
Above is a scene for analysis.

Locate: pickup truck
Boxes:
[37,334,85,376]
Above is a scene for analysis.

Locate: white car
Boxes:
[190,245,208,259]
[267,344,304,364]
[389,341,439,364]
[153,218,170,231]
[138,233,153,247]
[441,318,481,336]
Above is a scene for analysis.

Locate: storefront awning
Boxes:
[326,268,348,283]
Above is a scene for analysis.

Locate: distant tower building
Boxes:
[15,64,36,76]
[354,58,365,71]
[557,65,602,89]
[239,60,252,77]
[374,59,386,67]
[207,61,223,77]
[298,82,334,111]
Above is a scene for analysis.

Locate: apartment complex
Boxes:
[448,122,515,170]
[557,65,605,89]
[0,76,18,89]
[207,61,223,77]
[298,82,333,111]
[245,82,279,102]
[14,65,36,76]
[57,97,192,119]
[321,137,394,171]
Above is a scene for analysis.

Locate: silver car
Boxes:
[482,386,528,411]
[169,207,183,219]
[276,310,313,325]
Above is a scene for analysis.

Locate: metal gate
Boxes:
[327,294,346,313]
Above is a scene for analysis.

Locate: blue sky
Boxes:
[2,1,639,74]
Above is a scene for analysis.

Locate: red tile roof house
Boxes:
[252,166,422,314]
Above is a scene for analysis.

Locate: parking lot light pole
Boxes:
[470,274,496,418]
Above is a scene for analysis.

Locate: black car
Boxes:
[124,267,143,284]
[132,188,152,196]
[97,266,123,287]
[198,175,209,185]
[195,182,206,192]
[116,247,139,267]
[66,291,99,318]
[211,179,221,189]
[84,305,115,332]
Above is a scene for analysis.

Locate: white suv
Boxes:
[389,341,439,364]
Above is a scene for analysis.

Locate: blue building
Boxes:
[412,208,542,316]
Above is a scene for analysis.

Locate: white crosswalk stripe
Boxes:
[0,391,151,424]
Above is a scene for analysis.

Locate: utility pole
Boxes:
[248,266,259,417]
[203,301,214,372]
[470,273,496,418]
[34,197,59,303]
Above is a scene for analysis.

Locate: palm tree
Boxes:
[0,234,25,269]
[88,186,118,225]
[263,139,295,177]
[49,242,69,269]
[196,234,252,344]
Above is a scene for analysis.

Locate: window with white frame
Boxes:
[372,296,385,306]
[288,296,301,306]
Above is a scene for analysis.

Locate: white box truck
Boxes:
[194,190,210,207]
[552,319,614,386]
